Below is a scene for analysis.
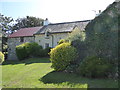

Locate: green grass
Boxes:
[2,58,118,88]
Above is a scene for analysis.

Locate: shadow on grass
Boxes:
[40,71,119,88]
[2,57,51,65]
[40,71,86,84]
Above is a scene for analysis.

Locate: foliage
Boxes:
[49,43,78,71]
[16,42,43,60]
[0,13,13,53]
[66,28,86,42]
[16,43,28,60]
[66,28,87,63]
[76,56,112,78]
[58,39,67,45]
[12,16,44,30]
[43,47,51,57]
[2,58,118,88]
[85,2,119,62]
[16,42,50,60]
[0,13,13,33]
[0,51,4,64]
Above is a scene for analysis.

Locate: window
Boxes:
[20,37,24,42]
[45,30,50,39]
[45,43,49,48]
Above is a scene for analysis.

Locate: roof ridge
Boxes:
[19,26,43,30]
[49,20,91,25]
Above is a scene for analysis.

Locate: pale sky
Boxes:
[0,0,115,23]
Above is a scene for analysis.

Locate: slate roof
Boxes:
[9,26,43,38]
[35,20,90,35]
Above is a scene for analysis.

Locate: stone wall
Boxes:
[35,26,80,49]
[7,36,35,60]
[35,33,69,48]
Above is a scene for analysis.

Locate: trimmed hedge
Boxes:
[0,52,4,64]
[76,56,112,78]
[16,42,51,60]
[49,42,78,71]
[16,42,43,60]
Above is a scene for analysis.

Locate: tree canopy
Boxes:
[12,16,44,31]
[0,13,13,34]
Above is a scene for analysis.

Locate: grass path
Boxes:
[2,58,118,88]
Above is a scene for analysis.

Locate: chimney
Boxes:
[43,18,50,26]
[99,10,101,14]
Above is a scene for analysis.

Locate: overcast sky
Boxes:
[0,0,115,23]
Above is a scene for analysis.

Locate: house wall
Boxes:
[35,33,69,48]
[7,36,35,60]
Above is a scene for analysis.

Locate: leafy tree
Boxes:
[0,13,13,34]
[0,13,13,53]
[12,16,44,31]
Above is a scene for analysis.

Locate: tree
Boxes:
[0,13,13,53]
[12,16,44,31]
[0,13,13,34]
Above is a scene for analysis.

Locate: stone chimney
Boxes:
[43,18,50,26]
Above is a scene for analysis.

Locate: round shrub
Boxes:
[0,52,4,64]
[76,56,112,78]
[49,42,78,71]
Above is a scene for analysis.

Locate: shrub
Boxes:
[76,56,112,78]
[66,29,87,64]
[0,52,4,64]
[43,47,51,57]
[16,42,43,60]
[58,39,66,45]
[26,42,43,57]
[16,43,28,60]
[49,43,78,71]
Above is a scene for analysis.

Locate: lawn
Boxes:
[2,58,118,88]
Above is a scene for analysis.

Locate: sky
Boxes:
[0,0,115,23]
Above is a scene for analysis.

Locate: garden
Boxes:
[0,2,119,89]
[2,58,118,88]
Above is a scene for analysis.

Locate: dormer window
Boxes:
[20,37,24,42]
[45,30,50,39]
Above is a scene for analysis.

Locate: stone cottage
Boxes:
[7,26,43,60]
[35,20,90,48]
[7,20,90,60]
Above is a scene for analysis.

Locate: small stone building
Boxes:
[7,27,42,60]
[35,20,90,48]
[7,20,90,60]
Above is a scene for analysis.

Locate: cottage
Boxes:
[7,20,90,60]
[35,20,90,48]
[8,26,42,60]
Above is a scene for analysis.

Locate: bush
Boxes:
[43,47,51,57]
[66,29,87,64]
[16,42,43,60]
[49,42,78,71]
[16,43,29,60]
[58,39,66,45]
[0,52,4,64]
[76,56,112,78]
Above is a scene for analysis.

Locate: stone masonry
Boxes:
[7,37,35,60]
